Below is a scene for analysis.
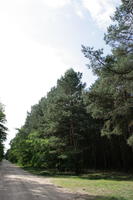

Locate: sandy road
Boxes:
[0,160,90,200]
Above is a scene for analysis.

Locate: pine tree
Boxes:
[82,0,133,144]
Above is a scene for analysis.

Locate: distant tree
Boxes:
[0,103,7,160]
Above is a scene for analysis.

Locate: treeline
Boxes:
[7,0,133,173]
[0,103,7,161]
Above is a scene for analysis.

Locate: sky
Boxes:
[0,0,121,150]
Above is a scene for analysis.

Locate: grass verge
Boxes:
[20,167,133,200]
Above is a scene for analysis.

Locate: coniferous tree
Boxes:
[82,0,133,142]
[7,0,133,172]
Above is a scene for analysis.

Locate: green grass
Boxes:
[20,166,133,200]
[51,172,133,200]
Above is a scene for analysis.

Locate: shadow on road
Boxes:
[0,160,126,200]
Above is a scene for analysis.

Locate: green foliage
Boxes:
[127,135,133,147]
[7,69,94,173]
[104,0,133,50]
[82,0,133,143]
[7,1,133,172]
[52,172,133,200]
[0,103,7,161]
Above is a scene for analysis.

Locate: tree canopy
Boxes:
[82,0,133,144]
[0,103,7,160]
[6,0,133,172]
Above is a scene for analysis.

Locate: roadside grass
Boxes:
[52,172,133,200]
[20,167,133,200]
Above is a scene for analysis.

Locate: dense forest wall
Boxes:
[7,0,133,173]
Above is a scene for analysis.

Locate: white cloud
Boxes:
[73,1,85,19]
[76,9,84,18]
[81,0,120,28]
[42,0,71,8]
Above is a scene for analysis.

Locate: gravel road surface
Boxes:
[0,160,90,200]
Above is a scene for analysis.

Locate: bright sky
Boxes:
[0,0,121,150]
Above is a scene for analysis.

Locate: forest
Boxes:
[3,0,133,173]
[0,103,7,161]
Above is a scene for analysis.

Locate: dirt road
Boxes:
[0,160,89,200]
